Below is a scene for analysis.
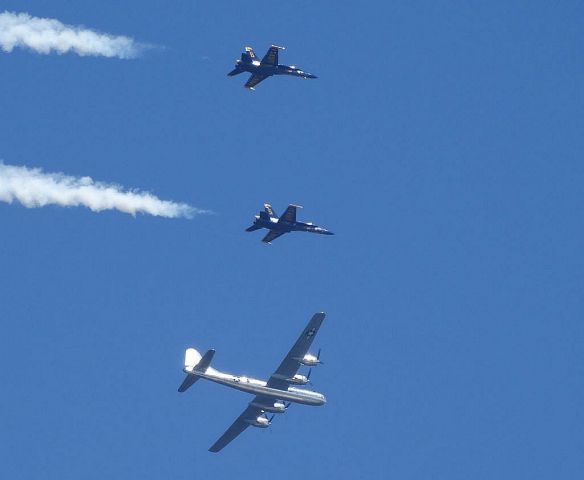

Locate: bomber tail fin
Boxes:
[178,348,215,393]
[195,349,215,372]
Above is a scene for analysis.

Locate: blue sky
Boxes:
[1,1,582,478]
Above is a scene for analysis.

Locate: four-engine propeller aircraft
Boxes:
[246,203,334,244]
[227,45,317,90]
[178,312,327,452]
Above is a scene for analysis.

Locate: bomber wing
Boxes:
[261,45,283,66]
[266,313,326,390]
[244,74,270,90]
[208,314,326,451]
[209,398,272,453]
[261,230,286,244]
[280,204,302,223]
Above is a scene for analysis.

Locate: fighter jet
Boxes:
[246,203,334,244]
[178,312,327,452]
[227,45,317,90]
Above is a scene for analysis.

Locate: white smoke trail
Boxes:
[0,11,145,58]
[0,162,199,219]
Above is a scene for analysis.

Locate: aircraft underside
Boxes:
[178,313,327,452]
[228,46,316,89]
[191,371,325,406]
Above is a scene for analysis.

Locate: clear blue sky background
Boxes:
[1,1,582,478]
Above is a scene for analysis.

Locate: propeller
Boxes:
[268,414,275,424]
[285,402,292,409]
[307,368,312,384]
[317,348,324,365]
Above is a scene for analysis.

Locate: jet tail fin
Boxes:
[238,46,257,65]
[264,203,277,218]
[243,46,257,60]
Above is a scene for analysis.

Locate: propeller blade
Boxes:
[269,415,275,423]
[317,348,321,360]
[285,402,292,409]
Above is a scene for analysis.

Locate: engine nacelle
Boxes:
[289,374,309,385]
[246,416,270,428]
[249,400,287,413]
[271,372,311,385]
[299,353,320,366]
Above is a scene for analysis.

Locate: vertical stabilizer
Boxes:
[244,46,256,59]
[178,348,215,393]
[184,348,202,372]
[178,348,200,393]
[195,349,215,373]
[264,203,277,218]
[241,46,257,63]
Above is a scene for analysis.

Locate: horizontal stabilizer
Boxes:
[178,375,200,393]
[245,224,261,232]
[227,68,244,76]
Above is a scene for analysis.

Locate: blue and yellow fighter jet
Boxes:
[246,203,333,244]
[227,45,317,90]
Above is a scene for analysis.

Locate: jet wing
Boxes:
[280,204,302,223]
[261,45,282,66]
[244,74,269,90]
[266,313,326,390]
[261,230,285,244]
[208,399,267,452]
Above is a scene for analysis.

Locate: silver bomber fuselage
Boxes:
[183,367,326,406]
